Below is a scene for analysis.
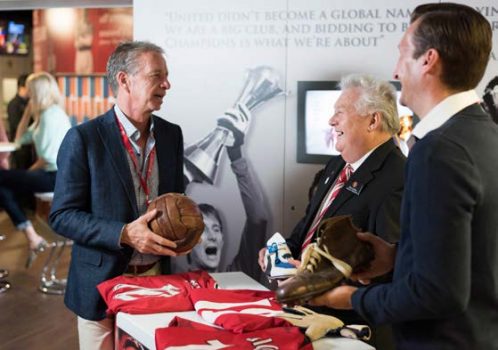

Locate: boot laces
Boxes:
[300,241,352,277]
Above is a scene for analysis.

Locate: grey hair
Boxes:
[339,74,400,135]
[106,41,165,95]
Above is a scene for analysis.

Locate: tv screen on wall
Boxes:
[0,11,31,56]
[297,80,416,164]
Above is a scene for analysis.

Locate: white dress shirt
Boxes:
[411,90,480,140]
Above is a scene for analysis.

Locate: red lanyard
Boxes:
[115,114,156,207]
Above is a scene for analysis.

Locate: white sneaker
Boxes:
[264,232,297,279]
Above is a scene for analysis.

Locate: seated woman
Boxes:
[0,72,71,268]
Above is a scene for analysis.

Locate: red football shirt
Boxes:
[155,317,313,350]
[98,270,217,315]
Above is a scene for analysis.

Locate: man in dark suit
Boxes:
[49,41,185,350]
[311,3,498,349]
[259,74,405,349]
[259,74,405,264]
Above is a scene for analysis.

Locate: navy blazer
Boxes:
[287,138,406,258]
[353,104,498,349]
[49,109,184,320]
[286,138,405,349]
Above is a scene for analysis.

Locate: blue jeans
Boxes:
[0,169,56,228]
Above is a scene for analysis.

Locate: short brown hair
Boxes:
[410,3,492,91]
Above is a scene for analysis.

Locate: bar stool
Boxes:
[0,279,10,293]
[34,192,72,295]
[0,233,11,293]
[0,235,7,278]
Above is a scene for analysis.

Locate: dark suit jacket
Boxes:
[287,138,406,258]
[352,104,498,350]
[286,138,405,350]
[49,109,184,321]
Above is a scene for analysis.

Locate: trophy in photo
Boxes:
[184,66,285,184]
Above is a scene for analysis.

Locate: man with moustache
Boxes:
[50,41,185,350]
[310,3,498,349]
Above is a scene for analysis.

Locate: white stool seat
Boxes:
[34,192,54,202]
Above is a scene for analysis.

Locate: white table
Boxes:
[116,272,374,350]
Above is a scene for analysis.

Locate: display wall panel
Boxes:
[134,0,498,279]
[135,0,287,275]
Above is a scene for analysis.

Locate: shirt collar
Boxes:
[114,105,155,145]
[411,90,480,140]
[348,143,380,172]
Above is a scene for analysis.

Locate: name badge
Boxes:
[346,181,364,195]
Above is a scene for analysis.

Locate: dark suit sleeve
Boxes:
[286,188,322,258]
[352,137,479,324]
[373,185,403,243]
[286,185,321,258]
[286,165,331,258]
[286,216,308,258]
[49,127,125,250]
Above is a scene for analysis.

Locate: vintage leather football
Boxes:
[147,193,205,253]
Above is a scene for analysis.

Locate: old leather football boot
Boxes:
[276,215,374,305]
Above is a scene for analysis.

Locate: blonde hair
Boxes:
[26,72,63,115]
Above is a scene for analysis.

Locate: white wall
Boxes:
[135,0,497,270]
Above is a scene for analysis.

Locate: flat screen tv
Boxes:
[297,80,416,164]
[0,12,31,56]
